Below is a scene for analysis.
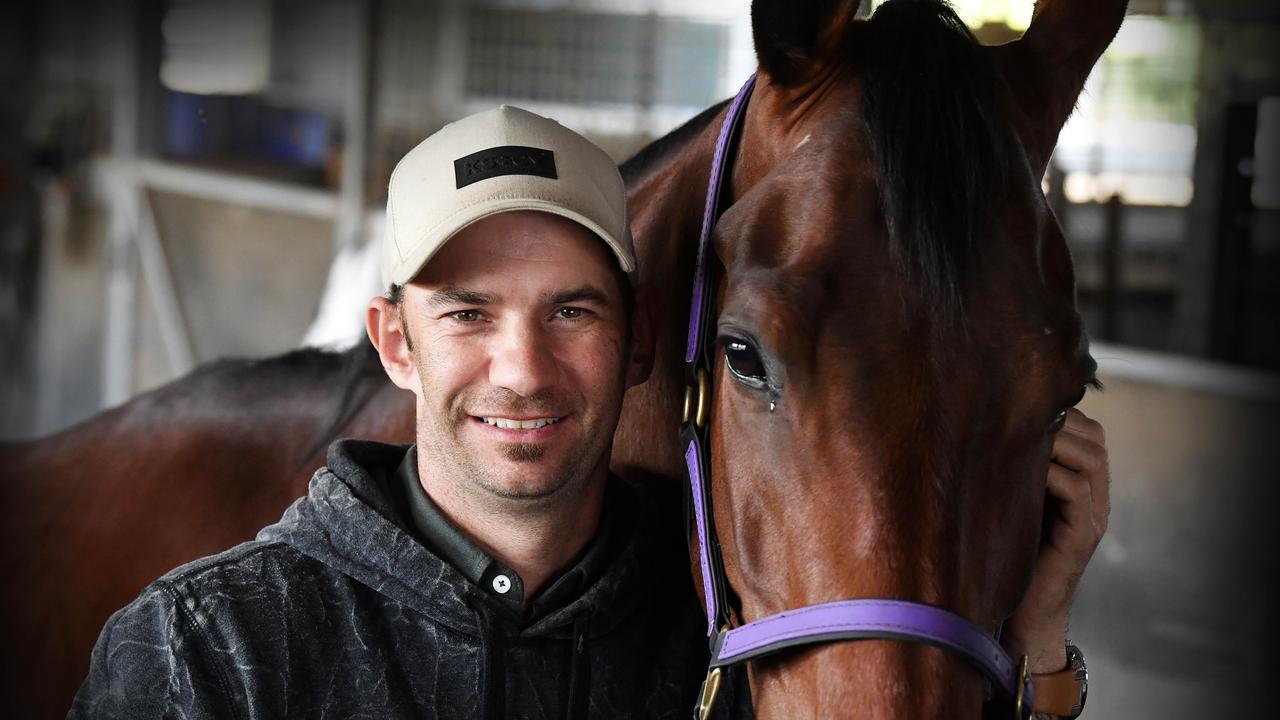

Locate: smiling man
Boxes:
[369,206,646,614]
[72,106,717,720]
[72,106,1108,719]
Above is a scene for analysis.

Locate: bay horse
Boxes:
[0,0,1124,716]
[0,344,414,716]
[613,0,1122,715]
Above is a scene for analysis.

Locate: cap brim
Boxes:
[388,198,635,288]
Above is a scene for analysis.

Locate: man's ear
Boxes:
[625,285,656,388]
[367,295,421,395]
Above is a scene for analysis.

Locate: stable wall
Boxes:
[1072,354,1277,716]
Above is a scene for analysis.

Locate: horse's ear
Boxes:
[752,0,864,85]
[993,0,1128,177]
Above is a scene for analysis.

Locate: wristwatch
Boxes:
[1031,644,1087,718]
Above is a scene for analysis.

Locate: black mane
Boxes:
[620,99,730,187]
[189,340,380,393]
[190,339,384,465]
[860,0,1011,307]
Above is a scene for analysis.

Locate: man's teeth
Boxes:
[481,417,562,430]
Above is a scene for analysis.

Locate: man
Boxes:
[72,106,1108,718]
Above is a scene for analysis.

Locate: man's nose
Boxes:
[488,321,559,398]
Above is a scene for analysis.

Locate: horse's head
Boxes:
[702,0,1122,715]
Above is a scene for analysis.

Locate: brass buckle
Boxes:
[695,367,710,429]
[696,666,722,720]
[683,367,711,429]
[1013,655,1031,720]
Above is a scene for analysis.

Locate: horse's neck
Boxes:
[611,122,720,484]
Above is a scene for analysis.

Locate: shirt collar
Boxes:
[395,445,617,624]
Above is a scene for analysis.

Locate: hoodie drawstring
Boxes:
[566,612,591,720]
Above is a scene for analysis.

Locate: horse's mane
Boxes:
[186,343,370,383]
[623,0,1010,309]
[858,0,1011,307]
[186,340,385,464]
[187,340,381,398]
[300,340,383,462]
[620,99,731,187]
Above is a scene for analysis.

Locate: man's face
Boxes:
[396,210,633,507]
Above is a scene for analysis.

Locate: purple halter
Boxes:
[680,75,1036,719]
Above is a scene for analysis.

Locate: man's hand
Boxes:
[1003,408,1110,672]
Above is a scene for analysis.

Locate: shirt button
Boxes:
[492,575,512,594]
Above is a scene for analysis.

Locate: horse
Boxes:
[609,0,1122,715]
[0,344,414,715]
[0,0,1124,716]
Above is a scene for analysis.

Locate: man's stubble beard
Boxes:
[406,327,630,508]
[502,442,545,463]
[417,385,613,507]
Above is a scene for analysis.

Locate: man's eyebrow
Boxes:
[424,287,497,307]
[545,286,611,306]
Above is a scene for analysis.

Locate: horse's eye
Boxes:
[1074,386,1089,406]
[1052,382,1095,433]
[723,338,768,386]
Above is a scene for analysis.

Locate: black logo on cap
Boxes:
[454,145,557,189]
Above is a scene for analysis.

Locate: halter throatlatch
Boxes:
[679,75,1036,720]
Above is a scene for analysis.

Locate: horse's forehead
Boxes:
[719,159,1071,364]
[721,135,882,277]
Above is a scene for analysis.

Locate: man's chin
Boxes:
[476,451,571,501]
[481,474,571,502]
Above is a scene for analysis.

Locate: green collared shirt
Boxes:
[394,446,617,625]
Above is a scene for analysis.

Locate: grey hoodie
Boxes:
[69,439,738,719]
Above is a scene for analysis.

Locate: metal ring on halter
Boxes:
[695,367,710,429]
[697,625,731,719]
[695,666,723,720]
[1014,656,1030,720]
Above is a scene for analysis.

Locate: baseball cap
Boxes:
[381,105,635,290]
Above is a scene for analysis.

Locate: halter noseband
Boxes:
[680,75,1036,720]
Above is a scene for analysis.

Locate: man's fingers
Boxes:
[1045,463,1087,509]
[1050,425,1105,474]
[1047,422,1111,536]
[1061,407,1104,444]
[1046,463,1108,541]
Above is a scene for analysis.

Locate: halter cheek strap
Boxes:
[681,74,756,639]
[680,74,1036,720]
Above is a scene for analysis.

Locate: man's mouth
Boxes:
[479,416,563,430]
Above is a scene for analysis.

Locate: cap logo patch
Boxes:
[454,145,557,189]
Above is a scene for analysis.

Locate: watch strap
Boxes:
[1031,644,1087,718]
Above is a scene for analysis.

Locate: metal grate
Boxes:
[464,7,726,109]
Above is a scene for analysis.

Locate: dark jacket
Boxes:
[69,440,728,719]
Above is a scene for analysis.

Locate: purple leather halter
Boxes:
[680,75,1036,719]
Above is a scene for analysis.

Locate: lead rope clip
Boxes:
[695,666,722,720]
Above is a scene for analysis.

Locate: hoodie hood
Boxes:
[257,439,651,640]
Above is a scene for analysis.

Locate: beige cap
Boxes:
[382,105,634,289]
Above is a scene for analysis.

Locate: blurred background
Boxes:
[0,0,1275,716]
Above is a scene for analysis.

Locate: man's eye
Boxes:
[450,310,482,322]
[555,307,585,319]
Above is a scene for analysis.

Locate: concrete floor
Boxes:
[1068,364,1277,717]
